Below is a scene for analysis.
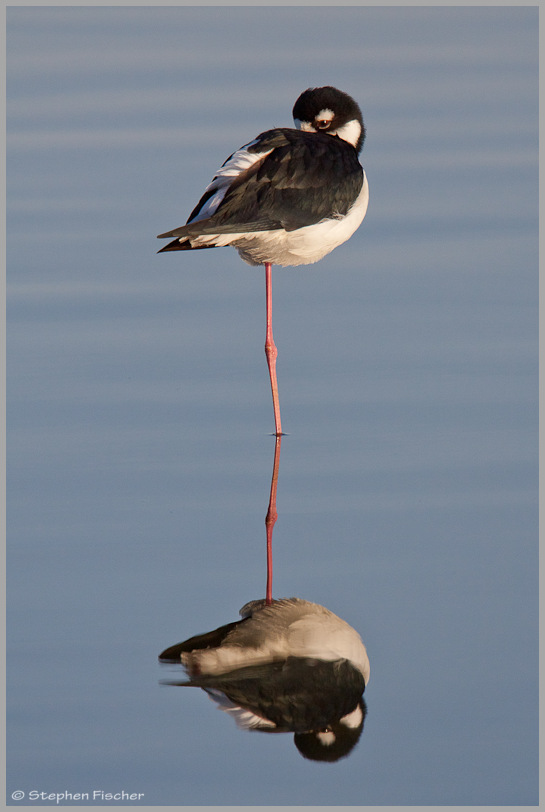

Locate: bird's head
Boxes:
[292,86,365,153]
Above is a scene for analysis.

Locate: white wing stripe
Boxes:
[188,188,228,223]
[188,140,274,223]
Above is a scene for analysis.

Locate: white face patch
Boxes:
[294,109,335,133]
[316,730,336,747]
[340,705,363,729]
[315,108,334,123]
[294,115,361,148]
[330,119,362,148]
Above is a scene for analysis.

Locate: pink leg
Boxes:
[265,434,282,604]
[264,262,283,436]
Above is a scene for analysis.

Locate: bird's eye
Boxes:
[315,119,330,129]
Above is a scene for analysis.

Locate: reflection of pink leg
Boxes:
[264,262,283,437]
[265,434,282,605]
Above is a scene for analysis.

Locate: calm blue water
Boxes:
[7,6,538,807]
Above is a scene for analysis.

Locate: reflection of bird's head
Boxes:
[293,699,367,762]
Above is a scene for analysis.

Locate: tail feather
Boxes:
[157,238,214,253]
[158,619,245,662]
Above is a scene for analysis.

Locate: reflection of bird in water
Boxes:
[159,597,370,762]
[157,86,369,436]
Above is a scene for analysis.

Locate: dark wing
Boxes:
[157,128,363,241]
[161,657,366,733]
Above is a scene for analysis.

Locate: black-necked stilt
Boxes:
[157,86,369,436]
[159,597,370,761]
